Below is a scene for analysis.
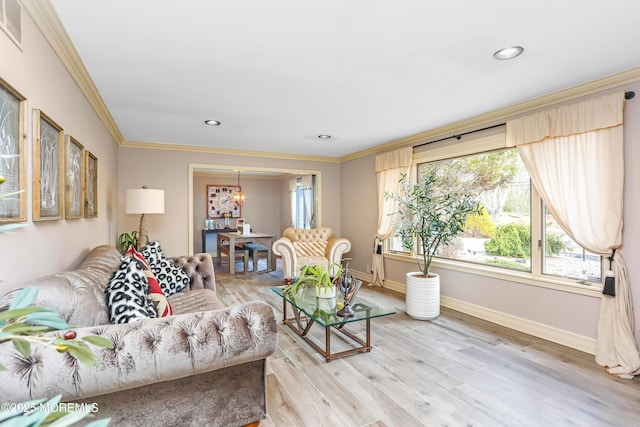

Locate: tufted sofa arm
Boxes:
[168,252,216,292]
[0,300,277,403]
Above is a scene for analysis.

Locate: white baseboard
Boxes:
[351,273,596,355]
[440,295,596,355]
[351,268,373,283]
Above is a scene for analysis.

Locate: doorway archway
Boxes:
[188,163,322,255]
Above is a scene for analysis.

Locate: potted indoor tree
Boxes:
[388,173,479,320]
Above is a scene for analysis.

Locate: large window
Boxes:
[389,147,601,284]
[543,205,601,282]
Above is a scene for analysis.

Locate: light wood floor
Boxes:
[214,258,640,427]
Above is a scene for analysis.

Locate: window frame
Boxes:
[384,128,604,297]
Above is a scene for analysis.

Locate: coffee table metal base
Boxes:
[281,298,371,362]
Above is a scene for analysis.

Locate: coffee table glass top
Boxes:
[270,286,396,327]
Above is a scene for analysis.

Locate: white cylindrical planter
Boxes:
[405,272,440,320]
[316,286,336,299]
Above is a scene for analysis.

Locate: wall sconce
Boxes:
[126,186,165,250]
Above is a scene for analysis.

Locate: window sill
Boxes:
[384,252,603,299]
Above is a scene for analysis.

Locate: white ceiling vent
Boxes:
[1,0,22,48]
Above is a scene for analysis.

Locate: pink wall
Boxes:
[0,10,119,291]
[117,147,342,257]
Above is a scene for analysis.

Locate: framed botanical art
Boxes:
[0,77,27,223]
[206,184,241,218]
[32,109,64,221]
[65,135,84,219]
[84,150,98,217]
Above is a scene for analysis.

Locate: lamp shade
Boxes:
[126,188,165,214]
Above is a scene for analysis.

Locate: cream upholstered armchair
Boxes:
[272,227,351,279]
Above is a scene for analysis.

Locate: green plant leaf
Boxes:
[19,395,65,426]
[46,409,91,426]
[9,287,39,310]
[64,341,102,367]
[2,323,51,334]
[0,363,6,372]
[24,312,69,330]
[0,306,45,322]
[82,335,114,349]
[0,397,48,423]
[13,338,31,358]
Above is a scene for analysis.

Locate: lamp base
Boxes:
[136,213,148,250]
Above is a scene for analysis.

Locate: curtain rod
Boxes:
[413,91,636,149]
[413,123,505,149]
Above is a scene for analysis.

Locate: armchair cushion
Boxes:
[292,241,327,257]
[297,256,329,270]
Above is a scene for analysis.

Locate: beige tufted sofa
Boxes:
[272,227,351,279]
[0,245,277,427]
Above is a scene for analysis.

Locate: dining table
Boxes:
[216,231,276,274]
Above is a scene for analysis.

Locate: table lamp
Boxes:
[126,186,165,250]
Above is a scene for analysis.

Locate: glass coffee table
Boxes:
[270,286,396,362]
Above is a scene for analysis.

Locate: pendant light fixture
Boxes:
[233,170,244,206]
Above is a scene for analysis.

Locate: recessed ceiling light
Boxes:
[493,46,524,60]
[204,119,221,126]
[318,134,331,139]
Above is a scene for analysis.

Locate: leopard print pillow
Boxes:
[105,257,157,323]
[153,258,190,296]
[141,241,189,296]
[140,241,164,267]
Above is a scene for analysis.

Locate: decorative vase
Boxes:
[405,271,440,320]
[316,286,336,299]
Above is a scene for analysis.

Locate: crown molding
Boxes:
[340,67,640,162]
[22,0,124,145]
[121,139,340,163]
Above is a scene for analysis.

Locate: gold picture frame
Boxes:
[65,135,84,219]
[32,109,64,221]
[0,77,27,223]
[84,150,97,218]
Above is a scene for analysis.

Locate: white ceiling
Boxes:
[48,0,640,158]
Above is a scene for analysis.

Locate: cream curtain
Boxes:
[289,179,297,227]
[302,184,314,228]
[506,91,640,378]
[288,176,315,229]
[371,147,413,286]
